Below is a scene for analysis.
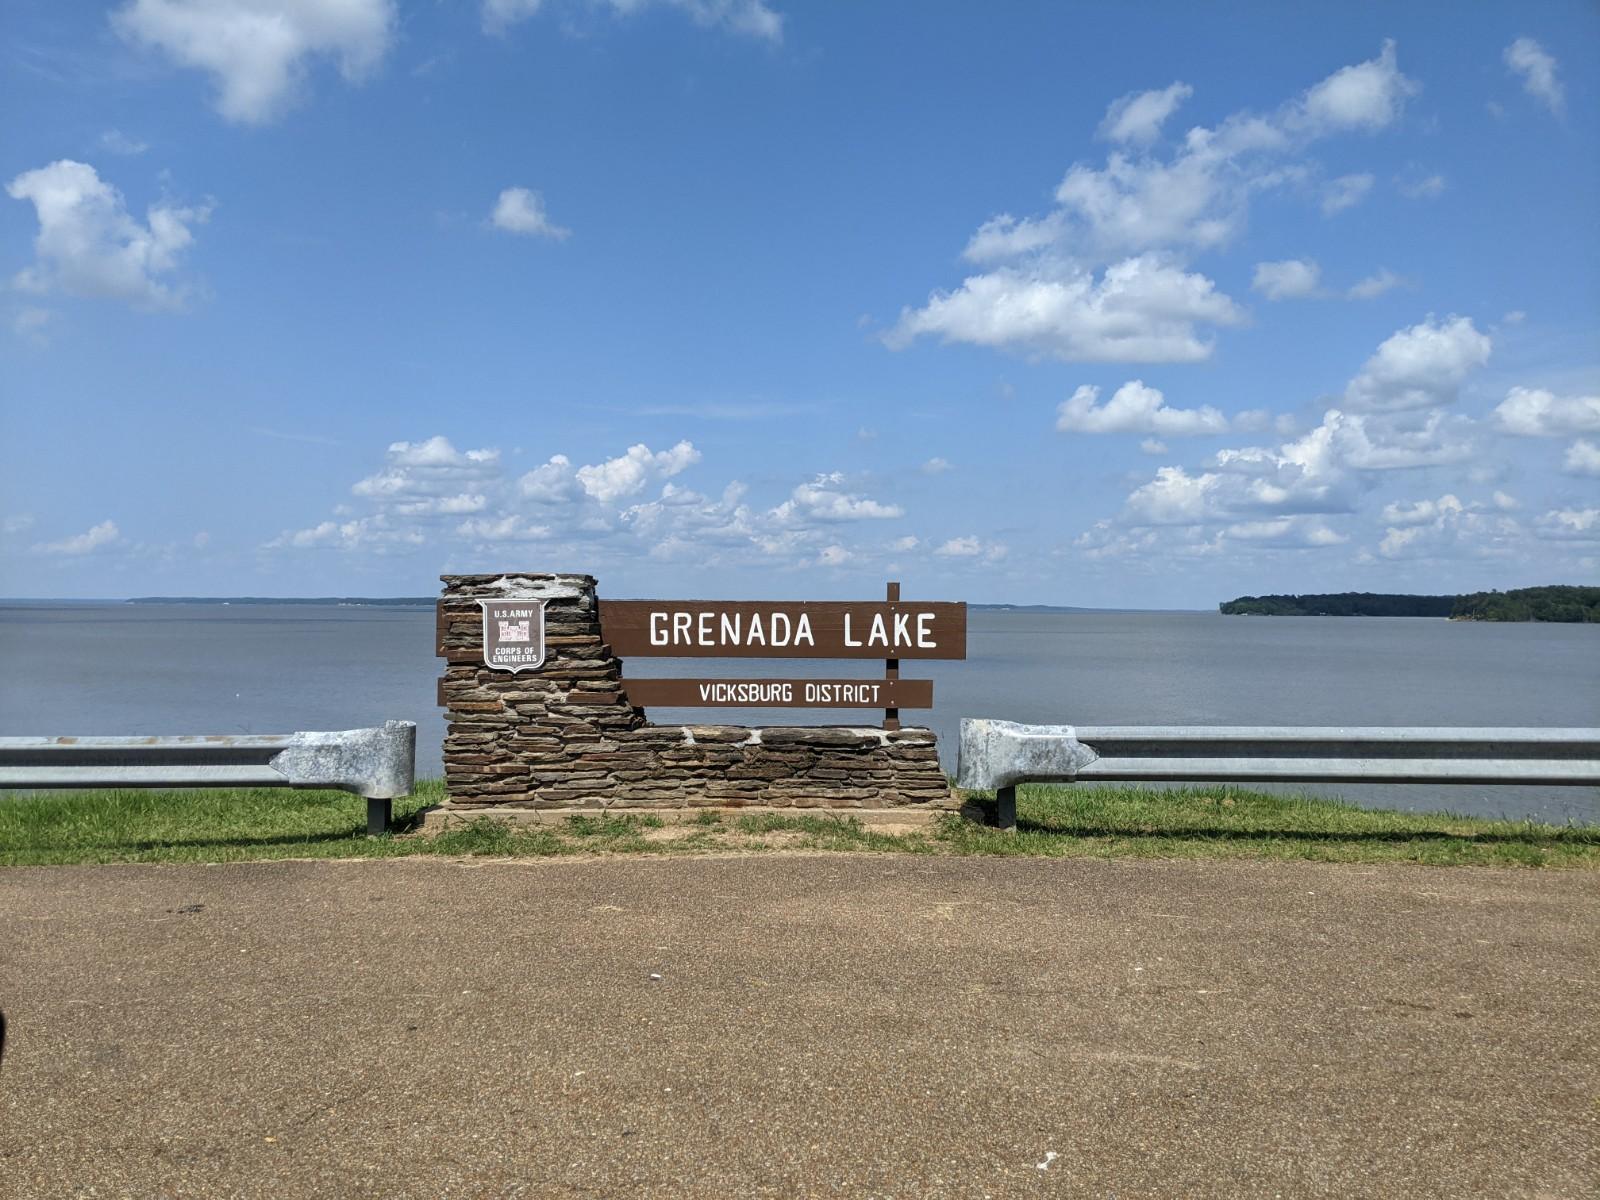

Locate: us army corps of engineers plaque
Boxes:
[480,599,547,673]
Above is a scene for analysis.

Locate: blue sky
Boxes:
[2,1,1597,606]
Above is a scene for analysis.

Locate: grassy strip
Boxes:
[954,785,1600,867]
[0,780,1595,868]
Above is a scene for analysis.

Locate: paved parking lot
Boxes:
[2,853,1596,1197]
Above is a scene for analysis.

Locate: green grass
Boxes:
[952,785,1600,867]
[0,779,1595,868]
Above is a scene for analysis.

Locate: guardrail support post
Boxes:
[994,785,1017,833]
[367,798,393,836]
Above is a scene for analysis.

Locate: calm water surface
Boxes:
[2,604,1595,824]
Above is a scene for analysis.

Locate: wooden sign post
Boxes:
[884,581,900,731]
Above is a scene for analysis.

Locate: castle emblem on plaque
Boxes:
[480,600,547,673]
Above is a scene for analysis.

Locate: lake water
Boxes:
[2,603,1596,824]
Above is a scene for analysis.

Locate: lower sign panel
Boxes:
[622,677,933,709]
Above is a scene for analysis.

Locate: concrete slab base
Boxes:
[415,802,956,834]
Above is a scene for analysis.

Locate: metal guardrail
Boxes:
[0,721,416,835]
[957,719,1600,830]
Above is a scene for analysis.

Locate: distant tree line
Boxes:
[1220,587,1600,621]
[1450,586,1600,623]
[1220,592,1456,617]
[128,596,435,606]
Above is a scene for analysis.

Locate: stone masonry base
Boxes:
[415,802,953,834]
[438,573,954,812]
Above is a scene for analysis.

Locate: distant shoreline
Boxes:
[3,597,1195,614]
[1220,586,1598,623]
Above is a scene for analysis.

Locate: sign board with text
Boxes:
[598,600,966,660]
[597,590,963,722]
[620,677,935,709]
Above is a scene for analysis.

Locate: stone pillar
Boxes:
[436,573,954,812]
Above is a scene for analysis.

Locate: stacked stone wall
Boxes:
[437,573,953,811]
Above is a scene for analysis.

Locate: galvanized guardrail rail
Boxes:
[0,721,416,835]
[957,719,1600,831]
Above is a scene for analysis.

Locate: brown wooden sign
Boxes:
[598,599,966,659]
[621,677,934,709]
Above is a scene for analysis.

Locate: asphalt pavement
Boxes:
[2,853,1596,1198]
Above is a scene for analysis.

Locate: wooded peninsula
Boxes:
[1220,586,1600,622]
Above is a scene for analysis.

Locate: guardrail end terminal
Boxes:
[956,718,1097,793]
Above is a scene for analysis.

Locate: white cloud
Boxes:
[1252,260,1402,301]
[456,515,552,541]
[489,187,570,239]
[575,441,700,503]
[1296,39,1419,132]
[934,536,1006,562]
[392,493,488,516]
[1252,259,1321,300]
[1224,516,1348,548]
[3,514,35,535]
[1492,387,1600,437]
[12,307,55,345]
[1056,380,1228,436]
[1092,488,1519,566]
[1346,268,1403,300]
[483,0,782,41]
[7,160,208,310]
[888,255,1245,364]
[1097,82,1193,145]
[518,454,584,503]
[270,435,734,558]
[1232,409,1299,436]
[888,44,1417,366]
[890,535,920,552]
[1117,407,1472,529]
[1492,490,1520,511]
[1376,497,1520,561]
[960,213,1068,265]
[1123,467,1231,525]
[1535,508,1600,541]
[113,0,395,124]
[1321,172,1373,215]
[1282,408,1474,472]
[352,436,501,500]
[266,515,423,551]
[1343,316,1491,412]
[1396,170,1445,199]
[389,436,499,469]
[1563,440,1600,478]
[1046,142,1278,261]
[1504,38,1564,116]
[772,473,902,523]
[482,0,540,29]
[1075,514,1348,559]
[816,544,852,567]
[1381,494,1464,527]
[921,457,951,475]
[622,481,759,556]
[98,130,149,155]
[1140,438,1168,456]
[34,520,121,555]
